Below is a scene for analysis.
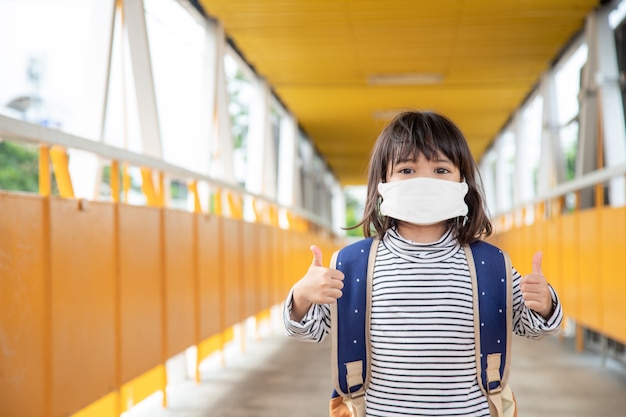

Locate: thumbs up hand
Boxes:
[520,251,554,319]
[290,245,345,322]
[299,245,345,304]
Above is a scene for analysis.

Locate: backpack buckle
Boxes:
[487,382,503,395]
[347,389,365,400]
[485,353,503,395]
[345,360,364,399]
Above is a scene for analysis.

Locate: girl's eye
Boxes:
[399,168,414,174]
[435,167,451,174]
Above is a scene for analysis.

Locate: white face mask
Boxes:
[377,177,469,225]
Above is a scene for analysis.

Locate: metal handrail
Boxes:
[494,163,626,217]
[0,114,335,231]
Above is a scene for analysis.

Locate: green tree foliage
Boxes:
[565,143,577,181]
[0,141,39,192]
[344,190,365,237]
[226,68,250,151]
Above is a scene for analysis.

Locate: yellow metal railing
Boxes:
[491,178,626,352]
[0,190,340,417]
[0,115,342,417]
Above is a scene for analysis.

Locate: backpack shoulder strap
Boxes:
[466,241,513,416]
[330,237,379,400]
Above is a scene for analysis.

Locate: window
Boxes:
[0,0,113,139]
[224,52,254,186]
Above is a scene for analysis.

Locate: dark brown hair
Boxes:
[355,110,492,244]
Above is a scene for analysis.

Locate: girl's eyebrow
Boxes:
[395,156,417,164]
[432,155,453,163]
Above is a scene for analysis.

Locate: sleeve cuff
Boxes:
[283,288,318,329]
[528,285,562,329]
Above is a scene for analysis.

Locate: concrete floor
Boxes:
[125,328,626,417]
[509,335,626,417]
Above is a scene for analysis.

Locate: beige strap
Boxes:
[465,244,514,417]
[331,238,380,399]
[340,395,366,417]
[345,360,364,391]
[489,391,504,417]
[487,353,504,417]
[486,353,502,386]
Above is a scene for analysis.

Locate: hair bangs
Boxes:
[387,113,463,170]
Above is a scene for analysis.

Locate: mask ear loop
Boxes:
[460,177,468,227]
[456,215,469,229]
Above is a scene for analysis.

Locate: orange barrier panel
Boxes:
[276,227,288,304]
[197,215,222,345]
[577,210,602,330]
[118,205,162,389]
[257,224,273,319]
[254,223,265,318]
[514,227,527,272]
[273,228,288,306]
[49,198,116,416]
[560,214,580,320]
[221,218,243,328]
[544,218,562,296]
[241,222,260,319]
[164,210,195,357]
[260,225,274,310]
[256,225,268,313]
[0,191,342,417]
[495,207,626,345]
[507,227,526,275]
[599,206,626,342]
[288,232,307,293]
[0,193,47,417]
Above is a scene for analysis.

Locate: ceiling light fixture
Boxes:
[367,72,443,86]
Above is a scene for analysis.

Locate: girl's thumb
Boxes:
[310,245,323,266]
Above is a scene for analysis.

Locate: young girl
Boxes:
[283,110,562,417]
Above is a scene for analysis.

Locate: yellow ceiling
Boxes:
[198,0,599,185]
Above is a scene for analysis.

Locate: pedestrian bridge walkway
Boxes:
[3,2,626,416]
[124,318,626,417]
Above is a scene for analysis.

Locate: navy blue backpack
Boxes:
[328,238,516,417]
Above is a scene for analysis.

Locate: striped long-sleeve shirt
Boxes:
[284,228,562,417]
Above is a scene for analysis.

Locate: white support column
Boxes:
[577,13,600,208]
[513,114,533,207]
[194,17,216,178]
[538,72,566,196]
[185,17,219,211]
[331,179,346,235]
[596,6,626,206]
[204,19,218,151]
[299,138,314,212]
[313,156,324,216]
[244,77,271,221]
[277,113,297,205]
[479,150,496,216]
[322,172,332,226]
[212,24,235,183]
[76,0,116,142]
[246,78,269,195]
[495,133,513,214]
[293,131,304,208]
[123,0,163,159]
[264,112,277,201]
[69,0,116,199]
